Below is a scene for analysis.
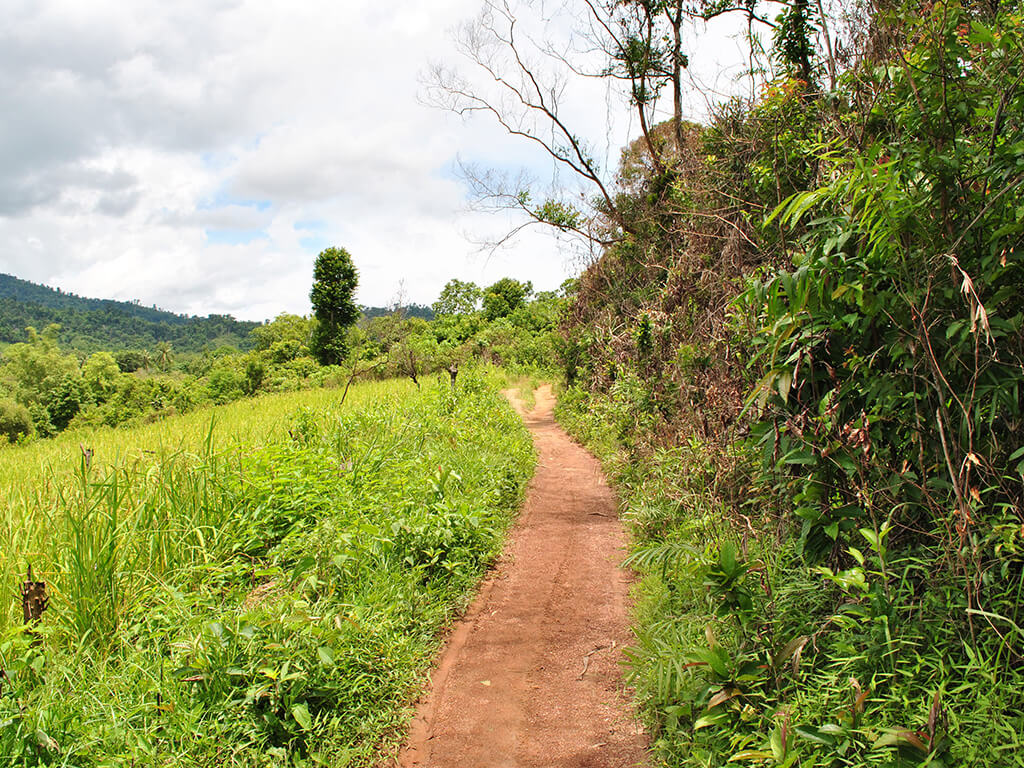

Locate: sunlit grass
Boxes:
[0,373,534,765]
[0,381,414,631]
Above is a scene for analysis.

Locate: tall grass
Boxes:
[0,373,534,766]
[1,384,397,632]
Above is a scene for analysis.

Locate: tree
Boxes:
[392,318,440,388]
[433,279,482,316]
[207,365,245,405]
[243,357,266,395]
[426,0,831,256]
[155,341,173,371]
[580,0,689,170]
[0,399,32,443]
[114,349,146,373]
[483,277,533,321]
[1,324,77,403]
[82,351,121,402]
[771,0,816,84]
[309,247,360,366]
[251,313,315,364]
[693,0,825,88]
[424,0,631,249]
[251,314,315,352]
[44,373,86,431]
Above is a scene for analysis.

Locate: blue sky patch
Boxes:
[205,228,270,245]
[197,186,272,212]
[299,234,329,252]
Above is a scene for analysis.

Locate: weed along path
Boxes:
[396,384,648,768]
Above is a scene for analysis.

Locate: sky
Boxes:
[0,0,754,322]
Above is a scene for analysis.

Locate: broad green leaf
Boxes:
[968,21,996,44]
[291,702,313,731]
[694,709,730,730]
[772,635,808,669]
[873,730,928,753]
[707,686,742,709]
[859,528,881,551]
[777,370,793,402]
[35,730,59,752]
[720,541,738,576]
[770,723,785,761]
[795,725,837,746]
[289,555,317,584]
[728,750,774,761]
[781,449,815,466]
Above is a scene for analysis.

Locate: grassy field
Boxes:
[0,372,534,766]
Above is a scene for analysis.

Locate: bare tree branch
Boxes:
[422,0,629,247]
[457,159,619,250]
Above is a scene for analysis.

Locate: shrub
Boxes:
[44,373,86,431]
[207,366,245,404]
[0,398,32,443]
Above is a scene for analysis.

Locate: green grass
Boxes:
[1,382,400,629]
[0,372,534,766]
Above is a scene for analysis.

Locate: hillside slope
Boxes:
[555,3,1024,766]
[0,273,259,352]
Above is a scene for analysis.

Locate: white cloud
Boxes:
[0,0,752,321]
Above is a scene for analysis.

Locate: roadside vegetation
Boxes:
[0,246,568,765]
[0,266,567,444]
[548,1,1024,766]
[4,0,1023,765]
[0,374,533,766]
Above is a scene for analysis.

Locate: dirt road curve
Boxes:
[395,385,649,768]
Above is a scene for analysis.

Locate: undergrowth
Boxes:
[554,1,1024,765]
[0,372,533,766]
[558,383,1024,768]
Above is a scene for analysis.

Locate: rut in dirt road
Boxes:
[397,385,649,768]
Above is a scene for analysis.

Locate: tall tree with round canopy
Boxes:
[310,247,360,366]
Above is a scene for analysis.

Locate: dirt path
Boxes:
[395,385,648,768]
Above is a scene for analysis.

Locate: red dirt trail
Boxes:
[394,385,649,768]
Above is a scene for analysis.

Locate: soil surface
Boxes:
[395,385,649,768]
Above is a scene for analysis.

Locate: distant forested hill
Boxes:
[360,304,434,321]
[0,273,260,353]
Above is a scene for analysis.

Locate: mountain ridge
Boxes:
[0,272,259,353]
[0,273,435,353]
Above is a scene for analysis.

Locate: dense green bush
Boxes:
[0,398,32,443]
[207,365,246,404]
[558,2,1024,766]
[747,3,1024,560]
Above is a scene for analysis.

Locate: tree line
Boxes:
[0,246,567,444]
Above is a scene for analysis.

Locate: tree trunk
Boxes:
[670,0,685,153]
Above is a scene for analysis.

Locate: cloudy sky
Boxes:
[0,0,752,321]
